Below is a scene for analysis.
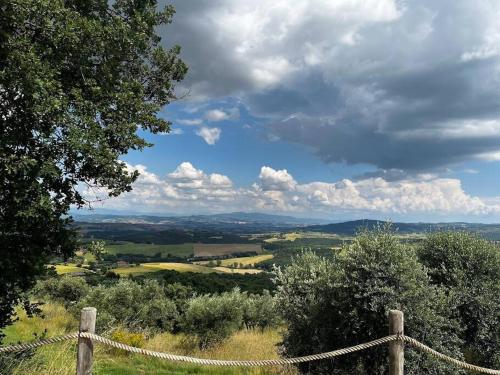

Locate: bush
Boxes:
[418,231,500,367]
[182,289,243,349]
[34,277,90,308]
[138,299,178,332]
[241,290,281,330]
[76,279,179,333]
[275,226,463,375]
[111,329,146,348]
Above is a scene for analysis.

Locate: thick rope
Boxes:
[0,332,79,353]
[403,336,500,375]
[81,332,396,366]
[1,332,499,374]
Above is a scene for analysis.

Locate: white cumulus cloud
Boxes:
[259,166,297,191]
[196,127,221,145]
[86,163,500,220]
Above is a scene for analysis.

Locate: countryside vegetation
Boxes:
[1,226,500,374]
[1,0,499,375]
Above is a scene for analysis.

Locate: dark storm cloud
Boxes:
[161,0,500,172]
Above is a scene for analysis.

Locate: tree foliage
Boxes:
[418,231,500,367]
[275,226,464,375]
[0,0,187,335]
[75,279,179,333]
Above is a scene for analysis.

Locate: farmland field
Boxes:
[113,262,220,276]
[193,243,262,257]
[213,267,263,274]
[53,264,89,275]
[112,262,264,276]
[196,254,273,267]
[142,262,219,273]
[106,243,194,258]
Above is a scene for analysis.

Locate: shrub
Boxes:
[182,289,243,349]
[34,277,89,307]
[241,290,281,330]
[111,329,146,348]
[418,231,500,367]
[76,279,179,333]
[138,299,178,332]
[275,226,463,375]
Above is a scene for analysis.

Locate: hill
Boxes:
[305,219,500,239]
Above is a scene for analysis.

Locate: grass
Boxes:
[284,233,300,241]
[213,267,263,274]
[53,264,89,275]
[105,243,194,258]
[196,254,273,267]
[142,263,219,273]
[2,303,295,375]
[193,244,262,257]
[113,262,220,276]
[112,265,160,276]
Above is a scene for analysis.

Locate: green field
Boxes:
[112,262,265,276]
[53,264,89,275]
[213,267,263,274]
[196,254,273,267]
[2,303,287,375]
[105,243,194,258]
[106,242,264,259]
[193,243,262,257]
[113,262,221,276]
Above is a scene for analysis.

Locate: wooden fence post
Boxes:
[76,307,96,375]
[389,310,404,375]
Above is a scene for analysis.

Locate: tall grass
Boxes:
[1,303,296,375]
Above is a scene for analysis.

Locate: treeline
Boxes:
[141,269,275,294]
[78,223,258,245]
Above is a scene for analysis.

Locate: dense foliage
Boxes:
[275,226,468,375]
[0,0,186,336]
[34,277,280,348]
[145,269,275,294]
[418,231,500,368]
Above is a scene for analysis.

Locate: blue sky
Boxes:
[90,0,500,222]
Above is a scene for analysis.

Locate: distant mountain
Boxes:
[185,212,328,225]
[73,213,500,240]
[72,212,329,234]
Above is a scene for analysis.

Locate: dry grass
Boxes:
[112,265,160,276]
[2,303,295,375]
[194,244,263,257]
[142,262,219,273]
[53,264,88,275]
[214,267,263,274]
[2,303,77,344]
[196,254,273,267]
[113,262,220,276]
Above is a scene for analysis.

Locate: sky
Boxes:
[89,0,500,222]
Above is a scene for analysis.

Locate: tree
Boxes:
[0,0,187,337]
[87,240,105,261]
[275,226,464,375]
[418,231,500,368]
[182,289,244,349]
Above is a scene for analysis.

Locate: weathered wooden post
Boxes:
[76,307,96,375]
[389,310,404,375]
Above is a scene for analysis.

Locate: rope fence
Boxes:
[1,308,499,375]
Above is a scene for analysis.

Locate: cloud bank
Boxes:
[86,163,500,220]
[165,0,500,173]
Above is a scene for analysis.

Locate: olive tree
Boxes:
[275,226,463,375]
[418,231,500,367]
